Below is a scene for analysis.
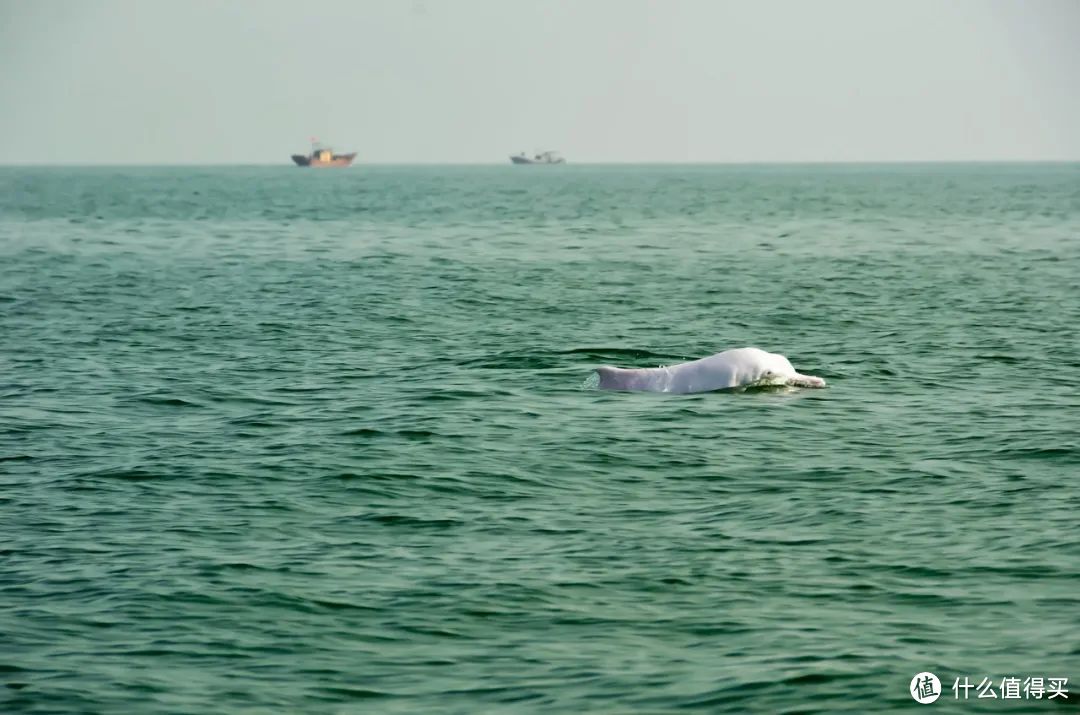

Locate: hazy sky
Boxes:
[1,0,1077,164]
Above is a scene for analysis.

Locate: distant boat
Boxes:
[510,150,565,165]
[291,138,356,167]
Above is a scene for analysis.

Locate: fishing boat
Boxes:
[510,150,565,165]
[291,138,356,167]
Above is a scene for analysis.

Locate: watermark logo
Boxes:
[911,672,942,704]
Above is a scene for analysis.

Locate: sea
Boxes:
[1,164,1078,713]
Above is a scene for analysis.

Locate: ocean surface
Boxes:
[1,164,1078,713]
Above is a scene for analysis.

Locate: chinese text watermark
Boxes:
[911,673,1068,703]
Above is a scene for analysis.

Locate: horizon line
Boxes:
[2,159,1079,168]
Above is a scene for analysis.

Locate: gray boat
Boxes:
[510,150,566,165]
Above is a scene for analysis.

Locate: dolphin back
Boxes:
[596,366,671,392]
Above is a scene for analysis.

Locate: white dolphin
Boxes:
[596,347,826,394]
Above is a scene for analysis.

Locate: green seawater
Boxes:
[1,164,1078,713]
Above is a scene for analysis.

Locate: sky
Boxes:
[1,0,1077,164]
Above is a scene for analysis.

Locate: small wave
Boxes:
[343,513,465,529]
[134,396,203,408]
[76,467,162,481]
[991,445,1078,463]
[340,427,438,441]
[975,353,1023,363]
[314,686,394,700]
[559,346,687,362]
